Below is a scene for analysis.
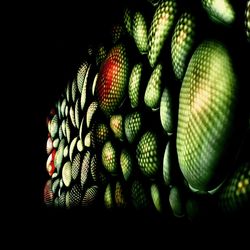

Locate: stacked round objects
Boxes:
[44,0,250,222]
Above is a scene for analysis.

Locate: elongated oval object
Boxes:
[128,63,143,108]
[96,44,129,116]
[171,12,196,80]
[202,0,235,25]
[144,63,163,109]
[133,11,148,54]
[160,87,174,134]
[136,131,161,178]
[246,1,250,42]
[148,0,177,67]
[177,40,237,191]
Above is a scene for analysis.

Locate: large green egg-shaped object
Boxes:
[177,40,237,192]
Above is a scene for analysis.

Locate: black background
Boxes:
[23,0,128,210]
[7,0,130,238]
[9,0,183,243]
[11,0,127,205]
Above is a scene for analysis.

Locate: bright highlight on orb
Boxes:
[202,0,235,25]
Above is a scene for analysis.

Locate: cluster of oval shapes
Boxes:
[43,0,250,220]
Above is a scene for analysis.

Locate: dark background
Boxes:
[9,0,183,242]
[24,0,128,210]
[10,0,127,201]
[8,1,189,244]
[8,0,129,234]
[7,1,191,242]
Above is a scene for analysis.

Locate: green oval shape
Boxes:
[177,40,237,191]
